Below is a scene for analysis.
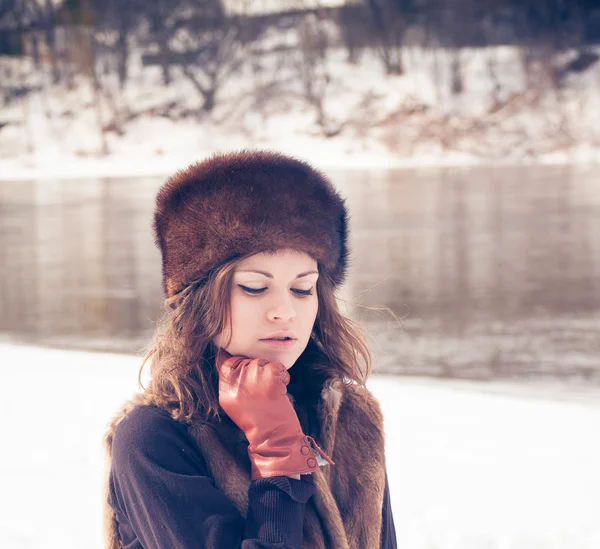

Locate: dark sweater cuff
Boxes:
[251,474,316,504]
[245,475,316,544]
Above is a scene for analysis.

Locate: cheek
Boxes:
[311,296,319,317]
[229,294,259,334]
[303,296,319,324]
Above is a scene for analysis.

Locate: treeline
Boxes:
[2,1,599,79]
[1,0,599,152]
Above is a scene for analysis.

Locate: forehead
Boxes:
[236,249,318,271]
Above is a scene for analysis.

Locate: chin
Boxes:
[255,349,299,370]
[227,346,296,370]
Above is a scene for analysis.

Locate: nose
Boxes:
[267,291,297,322]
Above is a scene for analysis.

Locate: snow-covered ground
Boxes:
[1,342,599,548]
[2,43,600,181]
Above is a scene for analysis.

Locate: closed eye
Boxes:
[238,285,313,296]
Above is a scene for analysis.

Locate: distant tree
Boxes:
[336,3,370,64]
[365,0,408,74]
[293,11,344,137]
[179,23,245,113]
[144,0,224,86]
[89,0,144,87]
[27,0,61,82]
[0,0,19,24]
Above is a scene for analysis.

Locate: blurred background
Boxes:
[1,1,600,549]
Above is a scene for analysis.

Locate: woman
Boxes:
[103,151,398,549]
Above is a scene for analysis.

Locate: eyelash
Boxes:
[238,285,313,297]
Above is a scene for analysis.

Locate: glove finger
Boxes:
[258,360,291,395]
[262,360,289,382]
[241,357,268,389]
[218,358,252,413]
[279,368,291,386]
[216,348,246,372]
[218,356,251,386]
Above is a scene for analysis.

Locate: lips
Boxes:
[261,331,297,340]
[260,338,297,349]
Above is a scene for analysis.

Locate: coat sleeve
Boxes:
[107,405,315,549]
[380,471,398,549]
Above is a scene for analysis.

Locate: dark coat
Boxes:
[103,351,397,549]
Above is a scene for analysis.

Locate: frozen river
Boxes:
[1,165,599,380]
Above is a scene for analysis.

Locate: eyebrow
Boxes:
[237,269,319,279]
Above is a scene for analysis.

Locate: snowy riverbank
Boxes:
[2,45,600,181]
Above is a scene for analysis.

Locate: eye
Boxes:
[238,285,314,297]
[292,288,313,297]
[238,285,266,295]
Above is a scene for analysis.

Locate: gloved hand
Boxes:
[216,348,335,480]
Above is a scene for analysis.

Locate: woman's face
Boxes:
[215,248,319,369]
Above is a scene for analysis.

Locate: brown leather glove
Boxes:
[216,348,335,480]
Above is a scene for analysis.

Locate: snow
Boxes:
[222,0,351,16]
[2,44,600,182]
[1,342,599,548]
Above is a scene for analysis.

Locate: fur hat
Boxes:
[153,150,349,297]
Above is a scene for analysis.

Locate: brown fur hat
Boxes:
[153,150,349,297]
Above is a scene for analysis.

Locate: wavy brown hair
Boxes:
[139,251,373,423]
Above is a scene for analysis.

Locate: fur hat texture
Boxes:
[153,150,349,297]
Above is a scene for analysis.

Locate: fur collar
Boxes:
[103,350,387,549]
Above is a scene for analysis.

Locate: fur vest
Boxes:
[102,352,388,549]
